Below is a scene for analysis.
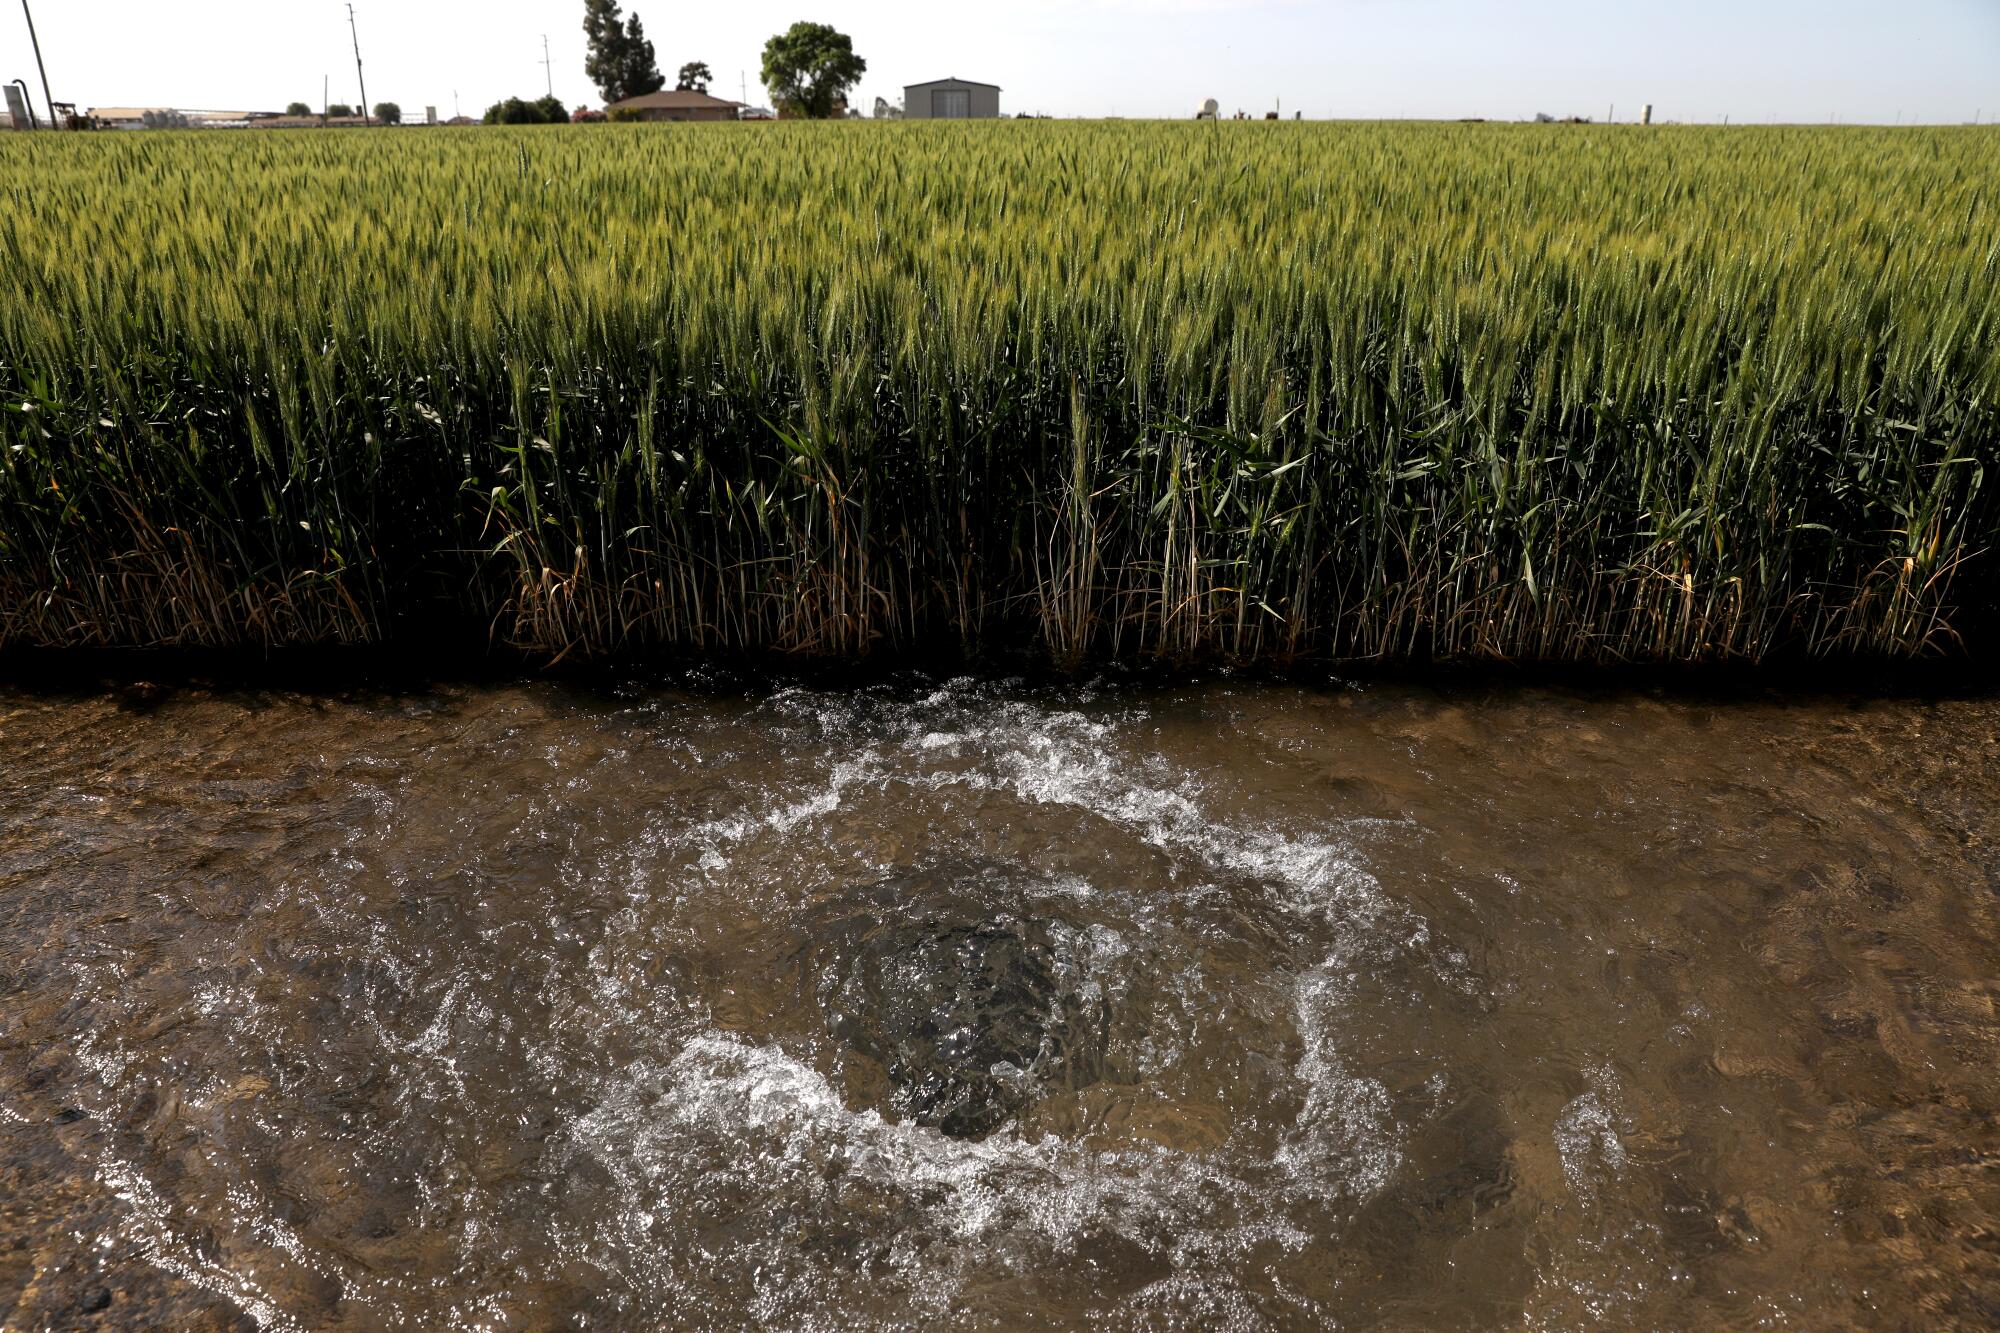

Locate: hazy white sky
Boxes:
[3,0,1996,123]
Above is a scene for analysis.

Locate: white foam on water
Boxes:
[652,682,1405,932]
[1519,1064,1678,1328]
[558,1015,1407,1324]
[1280,963,1404,1200]
[69,680,1434,1328]
[1554,1080,1628,1205]
[537,681,1437,1321]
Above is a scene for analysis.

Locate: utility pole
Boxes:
[541,35,553,98]
[20,0,54,128]
[347,4,370,125]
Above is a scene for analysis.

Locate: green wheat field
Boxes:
[1,121,1995,664]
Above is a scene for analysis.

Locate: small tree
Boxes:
[534,95,567,124]
[327,103,354,118]
[285,101,313,117]
[583,0,666,104]
[677,61,712,93]
[373,102,402,126]
[761,23,865,121]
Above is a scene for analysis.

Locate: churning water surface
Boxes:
[1,677,1997,1330]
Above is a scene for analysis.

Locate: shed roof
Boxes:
[904,77,1002,91]
[607,89,747,112]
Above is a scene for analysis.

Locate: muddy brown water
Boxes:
[2,677,1998,1330]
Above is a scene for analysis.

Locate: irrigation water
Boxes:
[3,675,1997,1328]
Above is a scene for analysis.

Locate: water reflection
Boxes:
[1,677,1996,1328]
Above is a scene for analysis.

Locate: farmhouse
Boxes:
[902,78,1001,120]
[608,89,747,123]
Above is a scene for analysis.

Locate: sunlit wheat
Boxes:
[1,121,1993,662]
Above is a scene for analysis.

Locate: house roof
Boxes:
[607,89,747,111]
[904,77,1002,91]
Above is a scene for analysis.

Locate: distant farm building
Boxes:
[251,115,371,129]
[87,107,183,130]
[608,89,747,122]
[89,107,275,130]
[902,78,1001,120]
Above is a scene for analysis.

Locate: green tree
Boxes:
[677,61,712,93]
[373,102,403,125]
[583,0,666,104]
[327,103,354,118]
[480,96,567,125]
[761,23,865,120]
[484,97,544,125]
[285,101,313,117]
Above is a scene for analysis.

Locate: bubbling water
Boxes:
[524,683,1433,1325]
[801,867,1110,1139]
[2,677,1995,1328]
